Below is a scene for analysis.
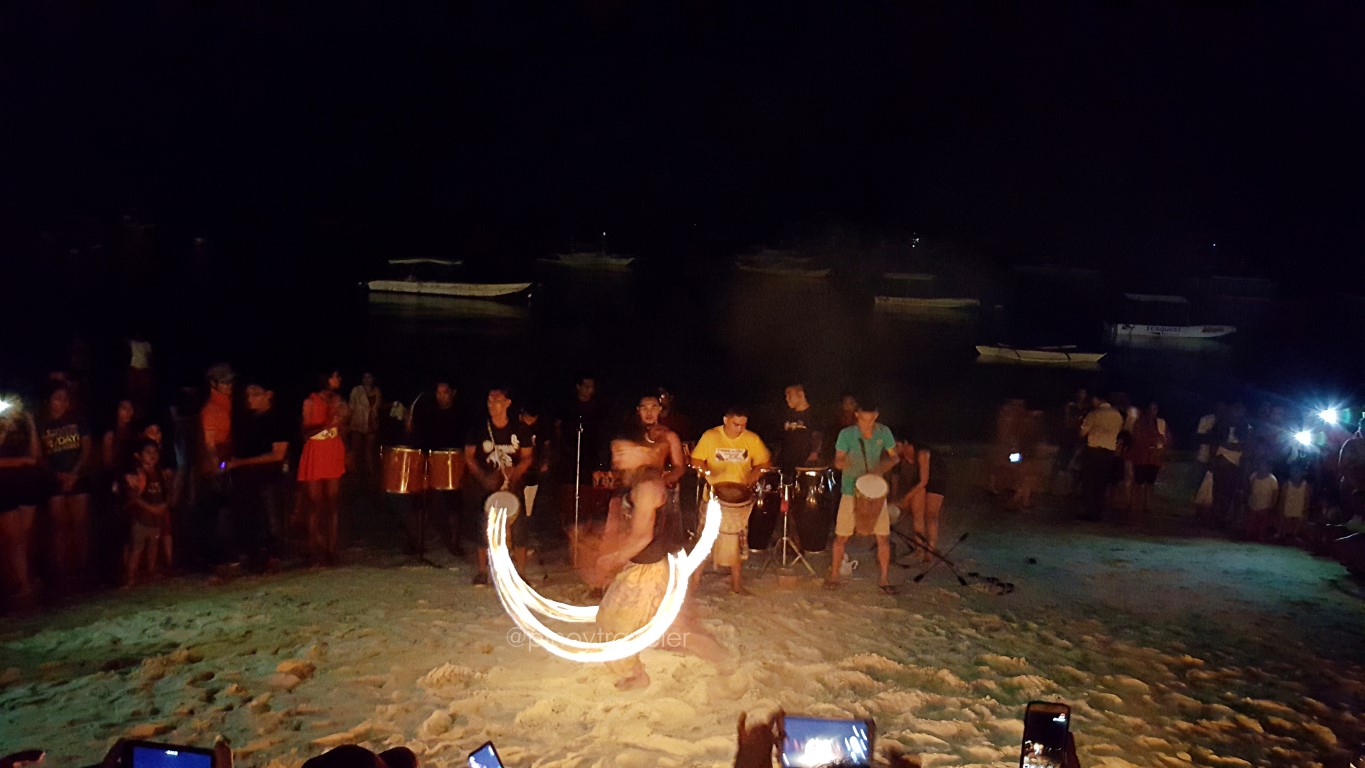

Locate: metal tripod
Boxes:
[761,482,816,576]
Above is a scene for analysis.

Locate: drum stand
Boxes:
[760,484,816,577]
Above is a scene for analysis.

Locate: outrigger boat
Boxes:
[1108,293,1236,339]
[366,259,531,299]
[975,344,1105,364]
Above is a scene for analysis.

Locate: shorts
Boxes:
[924,478,946,497]
[835,493,890,538]
[130,521,162,551]
[1134,464,1161,485]
[48,473,91,498]
[0,466,53,510]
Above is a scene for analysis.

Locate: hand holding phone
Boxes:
[1020,701,1071,768]
[467,742,504,768]
[779,714,874,768]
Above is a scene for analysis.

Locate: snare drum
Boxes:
[708,481,754,567]
[793,466,834,552]
[747,468,782,551]
[426,449,465,491]
[381,446,426,494]
[853,473,889,535]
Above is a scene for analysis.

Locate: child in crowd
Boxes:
[1277,463,1310,542]
[123,439,172,586]
[1244,458,1279,541]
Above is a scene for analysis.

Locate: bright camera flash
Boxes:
[1295,430,1313,447]
[1009,452,1022,463]
[1319,408,1339,425]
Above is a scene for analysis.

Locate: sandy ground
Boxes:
[3,457,1364,768]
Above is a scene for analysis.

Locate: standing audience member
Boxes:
[1129,401,1169,516]
[100,400,139,472]
[124,333,156,417]
[1278,463,1311,542]
[1338,417,1365,522]
[554,375,607,526]
[231,382,291,568]
[38,381,93,587]
[464,388,534,585]
[1245,458,1279,541]
[988,399,1026,497]
[518,401,553,541]
[0,399,45,604]
[347,372,382,484]
[1210,403,1249,528]
[1055,388,1089,494]
[197,364,236,567]
[1008,408,1045,511]
[1078,394,1123,522]
[122,440,171,586]
[828,402,899,594]
[140,422,179,570]
[298,370,347,565]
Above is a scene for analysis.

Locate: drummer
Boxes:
[776,383,825,478]
[828,401,899,594]
[408,382,466,556]
[690,406,771,595]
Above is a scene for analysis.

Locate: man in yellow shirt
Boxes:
[690,406,771,594]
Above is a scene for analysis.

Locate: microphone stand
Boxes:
[573,417,583,568]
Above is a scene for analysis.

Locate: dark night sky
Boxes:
[3,1,1362,270]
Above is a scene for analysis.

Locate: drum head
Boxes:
[855,473,889,498]
[484,490,522,520]
[712,482,754,505]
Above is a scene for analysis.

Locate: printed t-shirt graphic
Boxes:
[690,427,770,486]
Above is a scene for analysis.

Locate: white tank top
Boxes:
[1282,481,1308,519]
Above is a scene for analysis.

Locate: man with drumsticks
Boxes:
[465,387,534,586]
[690,406,771,595]
[828,401,900,594]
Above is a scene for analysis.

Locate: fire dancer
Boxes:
[591,435,679,689]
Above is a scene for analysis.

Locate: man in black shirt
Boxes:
[776,384,824,478]
[230,382,291,568]
[518,401,554,542]
[553,375,608,524]
[465,388,534,586]
[409,382,465,555]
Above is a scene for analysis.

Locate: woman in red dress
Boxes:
[298,370,347,564]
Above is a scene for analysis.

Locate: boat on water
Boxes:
[1109,293,1236,339]
[537,252,635,272]
[975,345,1105,364]
[366,279,532,298]
[367,259,531,299]
[874,296,979,312]
[881,272,937,282]
[737,262,830,278]
[1107,322,1236,339]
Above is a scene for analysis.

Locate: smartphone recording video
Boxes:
[1019,701,1070,768]
[467,741,505,768]
[780,715,874,768]
[124,741,215,768]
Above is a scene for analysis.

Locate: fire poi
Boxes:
[485,492,721,663]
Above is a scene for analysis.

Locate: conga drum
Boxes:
[793,466,834,552]
[381,446,426,494]
[709,481,754,567]
[746,468,782,551]
[426,449,465,491]
[853,473,889,535]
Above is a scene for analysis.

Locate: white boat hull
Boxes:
[975,345,1105,364]
[367,280,532,298]
[874,296,979,311]
[1110,323,1236,339]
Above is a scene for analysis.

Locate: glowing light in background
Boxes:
[1295,430,1313,447]
[1318,408,1340,426]
[487,495,721,663]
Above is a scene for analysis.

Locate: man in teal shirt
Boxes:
[828,401,899,593]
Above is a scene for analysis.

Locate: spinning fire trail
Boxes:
[485,492,722,663]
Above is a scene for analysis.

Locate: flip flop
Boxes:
[878,584,899,595]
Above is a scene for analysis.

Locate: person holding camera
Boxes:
[0,397,45,604]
